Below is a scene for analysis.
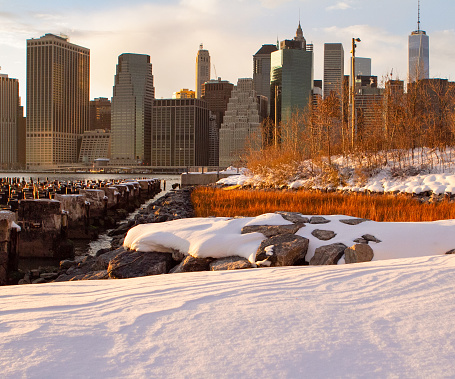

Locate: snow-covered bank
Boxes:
[124,213,455,264]
[2,254,455,378]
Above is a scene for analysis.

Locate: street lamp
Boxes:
[351,37,361,150]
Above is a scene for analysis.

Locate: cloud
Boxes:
[326,2,352,11]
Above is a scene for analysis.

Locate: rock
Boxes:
[18,279,30,285]
[362,234,382,243]
[59,259,75,270]
[445,249,455,255]
[107,220,135,237]
[309,216,330,224]
[95,247,126,269]
[255,234,309,267]
[171,250,185,262]
[68,271,108,281]
[170,256,214,273]
[210,256,252,271]
[353,238,368,244]
[310,243,347,265]
[344,244,374,264]
[108,250,173,279]
[40,272,59,280]
[275,211,309,224]
[311,229,336,241]
[32,278,47,284]
[95,248,110,257]
[241,224,301,238]
[339,218,368,225]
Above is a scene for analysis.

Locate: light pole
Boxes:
[351,37,361,150]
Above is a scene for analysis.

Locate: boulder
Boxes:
[255,234,309,267]
[311,229,336,241]
[241,224,301,238]
[362,234,382,243]
[344,244,374,264]
[108,250,173,279]
[95,247,127,269]
[170,256,214,273]
[210,256,252,271]
[445,249,455,255]
[69,271,108,281]
[275,211,309,224]
[309,216,330,224]
[310,243,347,265]
[339,218,368,225]
[353,238,368,244]
[107,220,135,237]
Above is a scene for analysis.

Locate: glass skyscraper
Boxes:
[408,3,429,83]
[111,53,154,165]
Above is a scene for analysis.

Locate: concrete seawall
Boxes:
[181,173,238,187]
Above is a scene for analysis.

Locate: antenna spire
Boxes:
[417,0,421,32]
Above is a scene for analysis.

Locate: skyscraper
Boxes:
[111,53,154,165]
[89,97,111,131]
[408,1,429,82]
[0,73,23,169]
[219,78,263,167]
[253,44,278,112]
[26,33,90,168]
[323,43,344,98]
[195,44,210,99]
[270,23,314,126]
[354,57,372,77]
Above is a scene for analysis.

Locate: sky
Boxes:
[1,0,454,105]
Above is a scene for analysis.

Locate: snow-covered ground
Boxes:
[218,148,455,195]
[1,254,455,378]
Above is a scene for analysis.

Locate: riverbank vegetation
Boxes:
[192,187,455,222]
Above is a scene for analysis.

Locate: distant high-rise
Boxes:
[323,43,344,98]
[195,44,210,99]
[202,78,234,166]
[26,33,90,168]
[111,53,154,165]
[219,78,263,167]
[408,1,429,82]
[0,73,23,169]
[253,44,278,112]
[354,57,372,77]
[270,23,314,126]
[173,89,195,99]
[90,97,111,131]
[151,99,209,167]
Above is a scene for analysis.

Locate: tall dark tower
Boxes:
[408,0,429,82]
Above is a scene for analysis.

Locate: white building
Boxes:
[219,78,263,167]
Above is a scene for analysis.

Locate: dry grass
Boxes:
[192,187,455,222]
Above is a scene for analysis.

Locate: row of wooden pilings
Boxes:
[0,178,162,285]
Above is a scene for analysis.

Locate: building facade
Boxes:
[90,97,111,131]
[408,4,429,83]
[323,43,344,99]
[270,23,314,126]
[151,99,209,167]
[26,33,90,168]
[253,44,278,112]
[202,78,234,166]
[78,129,111,164]
[354,57,372,77]
[219,78,263,168]
[195,44,210,99]
[173,89,196,99]
[0,74,24,169]
[111,53,154,166]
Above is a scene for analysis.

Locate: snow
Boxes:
[2,255,455,378]
[124,214,455,264]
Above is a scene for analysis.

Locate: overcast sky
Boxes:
[1,0,454,105]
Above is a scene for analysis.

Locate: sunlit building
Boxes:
[173,89,196,99]
[111,53,154,165]
[253,44,278,113]
[408,3,429,82]
[78,129,111,165]
[26,33,90,168]
[195,44,210,99]
[323,43,344,99]
[90,97,111,131]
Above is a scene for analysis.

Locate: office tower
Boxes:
[111,53,154,166]
[323,43,344,99]
[270,23,314,126]
[354,57,371,77]
[253,44,278,112]
[173,89,195,99]
[89,98,111,131]
[202,78,234,166]
[78,129,111,164]
[0,74,22,169]
[313,79,323,106]
[151,99,209,167]
[408,1,429,82]
[26,33,90,168]
[219,78,263,167]
[195,44,210,99]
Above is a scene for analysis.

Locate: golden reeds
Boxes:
[192,187,455,222]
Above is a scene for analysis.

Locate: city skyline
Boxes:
[1,0,455,105]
